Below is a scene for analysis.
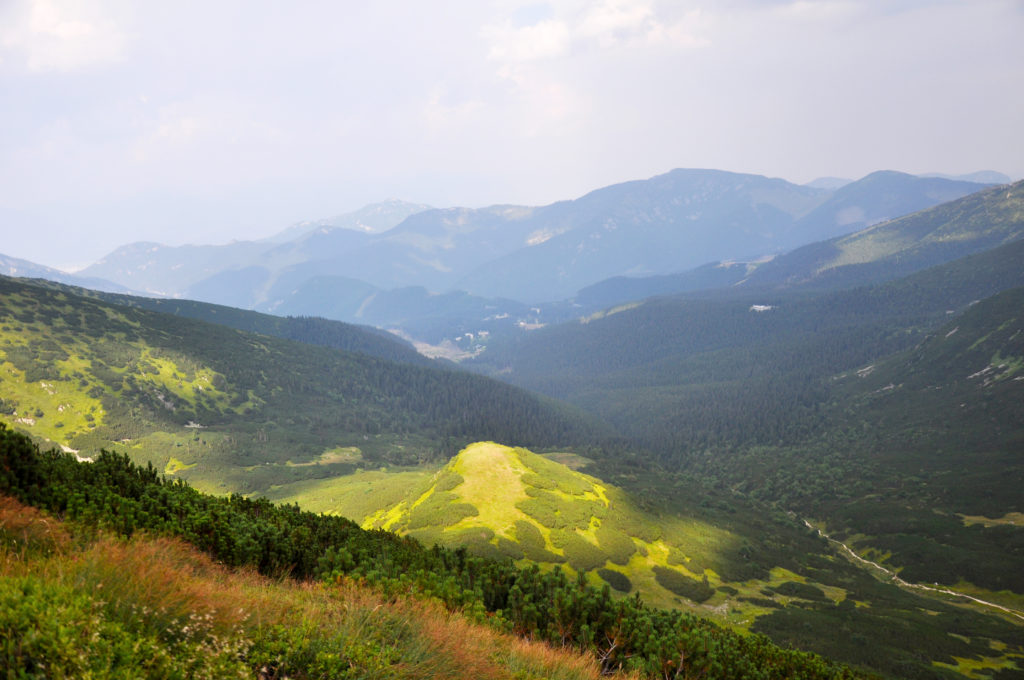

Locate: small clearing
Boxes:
[959,512,1024,528]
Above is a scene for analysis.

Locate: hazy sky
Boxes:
[2,0,1022,271]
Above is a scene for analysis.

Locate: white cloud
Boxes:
[578,0,656,46]
[771,0,862,23]
[484,18,571,61]
[483,1,711,62]
[0,0,129,73]
[422,87,487,132]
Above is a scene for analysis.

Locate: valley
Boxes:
[0,275,605,498]
[1,171,1023,679]
[805,519,1024,624]
[5,0,1024,675]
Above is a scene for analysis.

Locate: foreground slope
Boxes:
[0,425,867,679]
[0,275,604,496]
[0,496,617,680]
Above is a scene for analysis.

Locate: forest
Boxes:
[0,275,607,489]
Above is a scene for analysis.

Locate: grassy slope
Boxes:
[0,425,875,680]
[0,275,603,498]
[306,441,1024,679]
[0,495,628,680]
[361,443,726,612]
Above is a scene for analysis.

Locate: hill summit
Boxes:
[367,442,795,611]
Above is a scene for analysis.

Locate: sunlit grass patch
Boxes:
[0,357,105,446]
[959,511,1024,528]
[933,653,1023,679]
[165,456,196,474]
[286,445,363,467]
[355,441,857,622]
[269,466,432,520]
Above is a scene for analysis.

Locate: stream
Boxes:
[803,519,1024,623]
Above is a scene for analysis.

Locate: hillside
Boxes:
[0,426,869,680]
[34,279,436,367]
[3,261,1022,677]
[0,275,605,497]
[0,497,620,680]
[806,286,1024,586]
[572,261,752,311]
[668,288,1024,644]
[256,279,536,347]
[469,237,1024,445]
[783,170,995,249]
[364,442,728,610]
[745,179,1024,290]
[264,441,1024,678]
[464,244,1024,644]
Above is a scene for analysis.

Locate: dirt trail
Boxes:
[803,519,1024,623]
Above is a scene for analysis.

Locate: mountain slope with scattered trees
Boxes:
[0,275,606,497]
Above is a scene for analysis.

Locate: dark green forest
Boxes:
[36,281,437,367]
[468,239,1024,610]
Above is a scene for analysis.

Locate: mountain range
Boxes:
[576,177,1024,309]
[71,169,993,323]
[2,166,1023,679]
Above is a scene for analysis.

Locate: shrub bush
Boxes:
[653,566,715,603]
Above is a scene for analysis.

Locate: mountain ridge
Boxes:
[572,177,1024,309]
[75,169,993,314]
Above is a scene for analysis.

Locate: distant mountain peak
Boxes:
[804,177,853,190]
[267,199,434,242]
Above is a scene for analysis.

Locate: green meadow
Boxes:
[277,442,849,621]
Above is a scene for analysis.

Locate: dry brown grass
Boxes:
[1,494,637,679]
[0,494,71,556]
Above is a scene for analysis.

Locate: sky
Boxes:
[1,0,1022,271]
